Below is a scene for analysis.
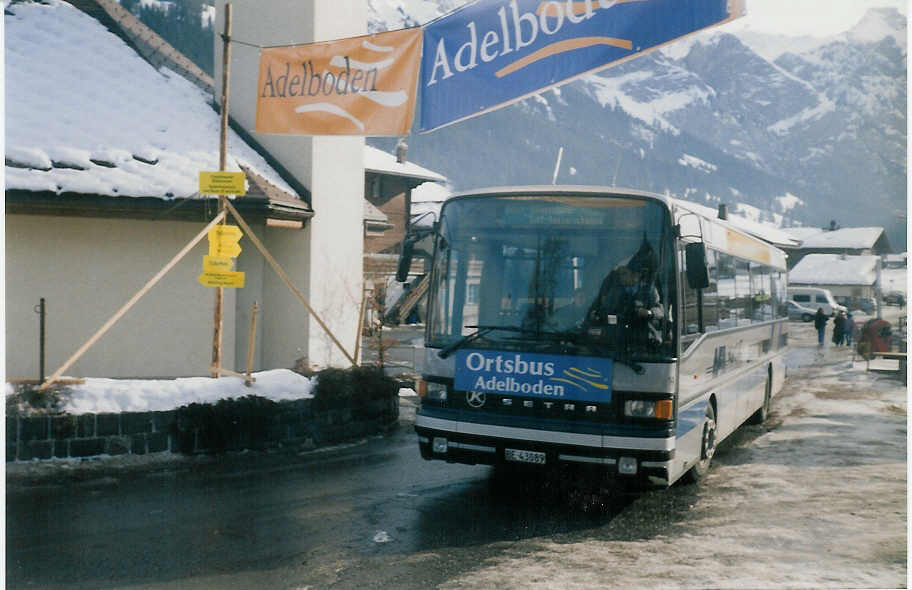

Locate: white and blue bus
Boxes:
[401,186,788,487]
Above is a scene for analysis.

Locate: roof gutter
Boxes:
[5,191,314,225]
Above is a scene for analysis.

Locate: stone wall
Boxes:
[7,397,399,462]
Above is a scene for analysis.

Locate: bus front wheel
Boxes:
[686,403,717,483]
[749,370,773,425]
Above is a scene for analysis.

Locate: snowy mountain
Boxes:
[367,3,907,250]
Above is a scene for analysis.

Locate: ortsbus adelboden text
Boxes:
[404,186,788,487]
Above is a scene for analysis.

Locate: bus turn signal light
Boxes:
[655,400,673,419]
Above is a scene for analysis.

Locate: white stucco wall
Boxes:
[6,215,241,379]
[215,0,366,369]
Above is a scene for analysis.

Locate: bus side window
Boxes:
[772,272,788,317]
[681,246,719,341]
[681,248,700,338]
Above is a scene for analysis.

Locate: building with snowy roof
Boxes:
[363,145,447,281]
[788,254,881,301]
[783,226,892,268]
[5,0,393,379]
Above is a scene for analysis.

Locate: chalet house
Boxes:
[363,145,447,287]
[6,0,380,379]
[781,226,893,269]
[788,254,881,301]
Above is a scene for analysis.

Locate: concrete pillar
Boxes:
[215,1,366,369]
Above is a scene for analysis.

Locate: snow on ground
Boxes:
[7,368,419,416]
[437,311,908,590]
[56,369,315,415]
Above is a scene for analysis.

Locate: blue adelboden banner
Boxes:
[420,0,744,131]
[454,349,614,402]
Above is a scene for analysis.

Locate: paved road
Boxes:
[6,311,906,589]
[6,402,643,589]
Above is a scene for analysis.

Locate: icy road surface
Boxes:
[438,318,907,590]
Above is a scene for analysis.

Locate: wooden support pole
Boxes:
[210,366,249,380]
[211,2,233,377]
[353,287,369,365]
[222,199,357,366]
[246,301,258,386]
[40,211,227,390]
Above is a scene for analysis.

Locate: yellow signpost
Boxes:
[200,225,244,288]
[202,255,234,272]
[208,225,243,258]
[198,270,246,288]
[199,171,246,196]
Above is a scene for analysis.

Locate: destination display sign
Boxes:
[454,349,613,402]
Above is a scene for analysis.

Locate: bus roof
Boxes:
[445,185,674,207]
[673,199,788,270]
[441,185,787,271]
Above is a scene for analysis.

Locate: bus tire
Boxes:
[748,369,773,425]
[685,403,716,483]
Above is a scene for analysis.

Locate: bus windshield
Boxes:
[426,194,676,361]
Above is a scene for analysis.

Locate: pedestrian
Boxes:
[832,311,846,346]
[814,308,828,346]
[845,310,856,346]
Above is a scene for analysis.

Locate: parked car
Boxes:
[884,291,906,306]
[787,300,816,322]
[788,287,847,316]
[857,297,878,314]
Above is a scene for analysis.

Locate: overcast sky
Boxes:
[725,0,908,36]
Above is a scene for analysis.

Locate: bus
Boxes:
[399,186,788,487]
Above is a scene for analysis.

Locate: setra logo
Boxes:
[466,390,487,408]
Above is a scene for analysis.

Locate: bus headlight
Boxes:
[418,381,447,402]
[624,399,673,419]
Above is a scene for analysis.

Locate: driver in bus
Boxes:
[585,239,664,348]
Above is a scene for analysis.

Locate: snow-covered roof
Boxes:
[411,180,452,203]
[797,227,884,250]
[363,199,390,224]
[780,227,826,242]
[880,268,908,295]
[364,146,447,183]
[5,0,297,199]
[673,199,800,248]
[789,254,879,286]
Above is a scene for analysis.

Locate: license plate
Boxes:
[505,448,546,465]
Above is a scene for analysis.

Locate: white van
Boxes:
[788,287,847,316]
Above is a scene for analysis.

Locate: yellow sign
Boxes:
[200,172,246,196]
[208,225,243,258]
[198,271,246,288]
[202,255,234,272]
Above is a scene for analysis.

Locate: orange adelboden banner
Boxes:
[255,28,423,136]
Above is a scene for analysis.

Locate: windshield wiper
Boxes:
[613,353,644,375]
[437,325,520,358]
[438,325,585,358]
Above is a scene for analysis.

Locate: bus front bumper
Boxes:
[415,414,674,486]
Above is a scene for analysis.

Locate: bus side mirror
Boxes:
[396,237,415,283]
[685,242,710,289]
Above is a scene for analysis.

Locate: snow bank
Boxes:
[58,369,314,415]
